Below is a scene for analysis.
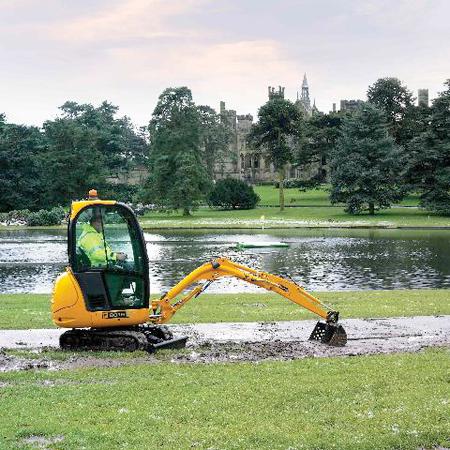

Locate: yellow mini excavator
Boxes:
[51,190,347,352]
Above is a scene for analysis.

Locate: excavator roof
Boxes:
[69,190,116,220]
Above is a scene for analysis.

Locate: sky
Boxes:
[1,0,449,127]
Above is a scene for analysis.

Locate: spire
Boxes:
[302,73,308,88]
[298,72,312,116]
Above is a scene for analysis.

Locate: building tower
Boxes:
[268,86,285,100]
[418,89,429,107]
[296,73,312,116]
[301,73,311,110]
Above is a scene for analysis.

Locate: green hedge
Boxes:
[0,207,66,226]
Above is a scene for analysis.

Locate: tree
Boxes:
[295,111,343,185]
[367,77,415,145]
[405,80,450,215]
[0,118,47,211]
[330,103,404,214]
[58,100,148,176]
[42,101,148,205]
[197,105,232,178]
[248,98,301,211]
[43,118,106,206]
[143,87,210,215]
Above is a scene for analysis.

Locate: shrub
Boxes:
[26,207,66,226]
[0,209,30,225]
[208,178,260,210]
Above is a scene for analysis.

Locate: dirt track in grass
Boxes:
[0,316,449,372]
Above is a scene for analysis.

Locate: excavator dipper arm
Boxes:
[150,258,347,346]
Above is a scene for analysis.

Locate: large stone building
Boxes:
[214,74,320,183]
[339,99,364,112]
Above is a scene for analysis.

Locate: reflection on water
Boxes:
[0,228,449,293]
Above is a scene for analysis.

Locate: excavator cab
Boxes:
[52,192,187,352]
[69,204,149,312]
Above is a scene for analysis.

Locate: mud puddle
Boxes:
[0,350,55,373]
[0,316,449,371]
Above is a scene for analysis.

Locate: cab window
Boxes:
[72,205,147,310]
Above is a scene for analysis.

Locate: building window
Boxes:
[245,154,252,169]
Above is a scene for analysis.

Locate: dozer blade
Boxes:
[147,336,188,353]
[309,321,347,347]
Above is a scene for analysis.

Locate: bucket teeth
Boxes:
[309,321,347,347]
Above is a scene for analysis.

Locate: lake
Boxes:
[0,228,449,294]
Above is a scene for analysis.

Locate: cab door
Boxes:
[69,203,150,312]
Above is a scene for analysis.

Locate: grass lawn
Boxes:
[254,185,420,207]
[0,348,448,449]
[255,185,334,206]
[138,186,444,229]
[1,289,449,330]
[140,205,450,229]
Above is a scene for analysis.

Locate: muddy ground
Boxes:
[0,316,449,372]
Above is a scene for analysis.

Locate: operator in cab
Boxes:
[77,209,127,268]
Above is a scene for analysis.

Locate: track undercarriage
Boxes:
[59,325,188,353]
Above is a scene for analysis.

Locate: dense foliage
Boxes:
[367,77,415,146]
[0,118,47,212]
[330,103,404,214]
[296,111,343,183]
[208,178,260,210]
[0,102,147,212]
[404,80,450,215]
[198,105,232,178]
[142,87,211,215]
[1,78,449,219]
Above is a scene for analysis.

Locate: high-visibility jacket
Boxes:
[77,223,117,267]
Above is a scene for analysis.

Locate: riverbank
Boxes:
[138,187,449,229]
[1,290,449,330]
[1,187,448,230]
[140,206,450,229]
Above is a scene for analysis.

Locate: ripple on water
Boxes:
[0,229,449,293]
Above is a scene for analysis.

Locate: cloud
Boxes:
[106,38,302,99]
[50,0,207,42]
[99,38,305,119]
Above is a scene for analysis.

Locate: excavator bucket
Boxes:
[309,321,347,347]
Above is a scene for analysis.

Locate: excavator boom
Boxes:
[150,258,347,346]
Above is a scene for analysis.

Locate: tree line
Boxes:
[1,78,449,216]
[250,77,450,215]
[0,101,148,212]
[0,92,230,215]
